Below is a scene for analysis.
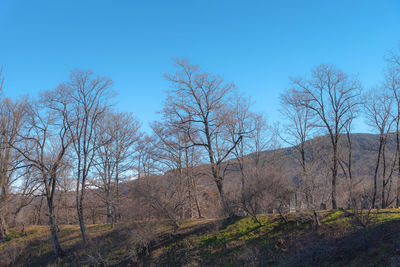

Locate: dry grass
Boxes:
[2,209,400,266]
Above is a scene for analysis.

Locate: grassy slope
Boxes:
[2,210,400,266]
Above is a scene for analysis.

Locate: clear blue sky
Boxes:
[1,0,399,133]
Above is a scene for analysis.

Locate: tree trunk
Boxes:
[48,200,64,258]
[192,179,203,218]
[0,214,9,240]
[216,178,230,216]
[382,141,387,209]
[37,196,44,225]
[77,196,89,246]
[0,187,9,240]
[300,146,312,210]
[347,132,355,209]
[372,137,384,209]
[105,190,112,224]
[313,210,321,229]
[332,144,338,210]
[112,206,116,228]
[92,209,96,224]
[397,128,400,207]
[188,182,194,219]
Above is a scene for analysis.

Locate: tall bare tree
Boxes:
[151,110,203,220]
[364,88,395,208]
[13,88,72,258]
[163,59,245,214]
[385,46,400,207]
[229,98,270,224]
[93,110,141,224]
[63,70,114,245]
[136,134,158,179]
[338,104,358,209]
[280,88,316,209]
[292,65,361,209]
[0,97,29,240]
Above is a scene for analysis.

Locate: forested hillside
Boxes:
[0,41,399,266]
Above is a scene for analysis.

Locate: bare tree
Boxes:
[133,175,184,229]
[364,88,395,208]
[185,146,203,218]
[164,59,244,214]
[136,134,159,179]
[63,70,114,246]
[292,65,361,209]
[55,168,75,225]
[151,107,204,220]
[338,104,358,209]
[12,89,72,258]
[229,96,254,198]
[0,97,30,240]
[93,110,141,225]
[225,95,272,224]
[385,46,400,207]
[280,88,316,210]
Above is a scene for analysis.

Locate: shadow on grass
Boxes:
[10,213,400,267]
[150,216,268,266]
[281,219,400,267]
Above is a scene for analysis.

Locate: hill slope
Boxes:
[2,209,400,266]
[191,133,396,213]
[119,133,396,219]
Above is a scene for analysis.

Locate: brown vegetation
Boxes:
[0,45,400,265]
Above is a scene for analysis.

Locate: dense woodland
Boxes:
[0,45,400,261]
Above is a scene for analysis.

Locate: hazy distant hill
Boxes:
[124,133,396,217]
[192,133,396,213]
[248,133,393,181]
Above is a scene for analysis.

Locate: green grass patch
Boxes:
[5,209,400,266]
